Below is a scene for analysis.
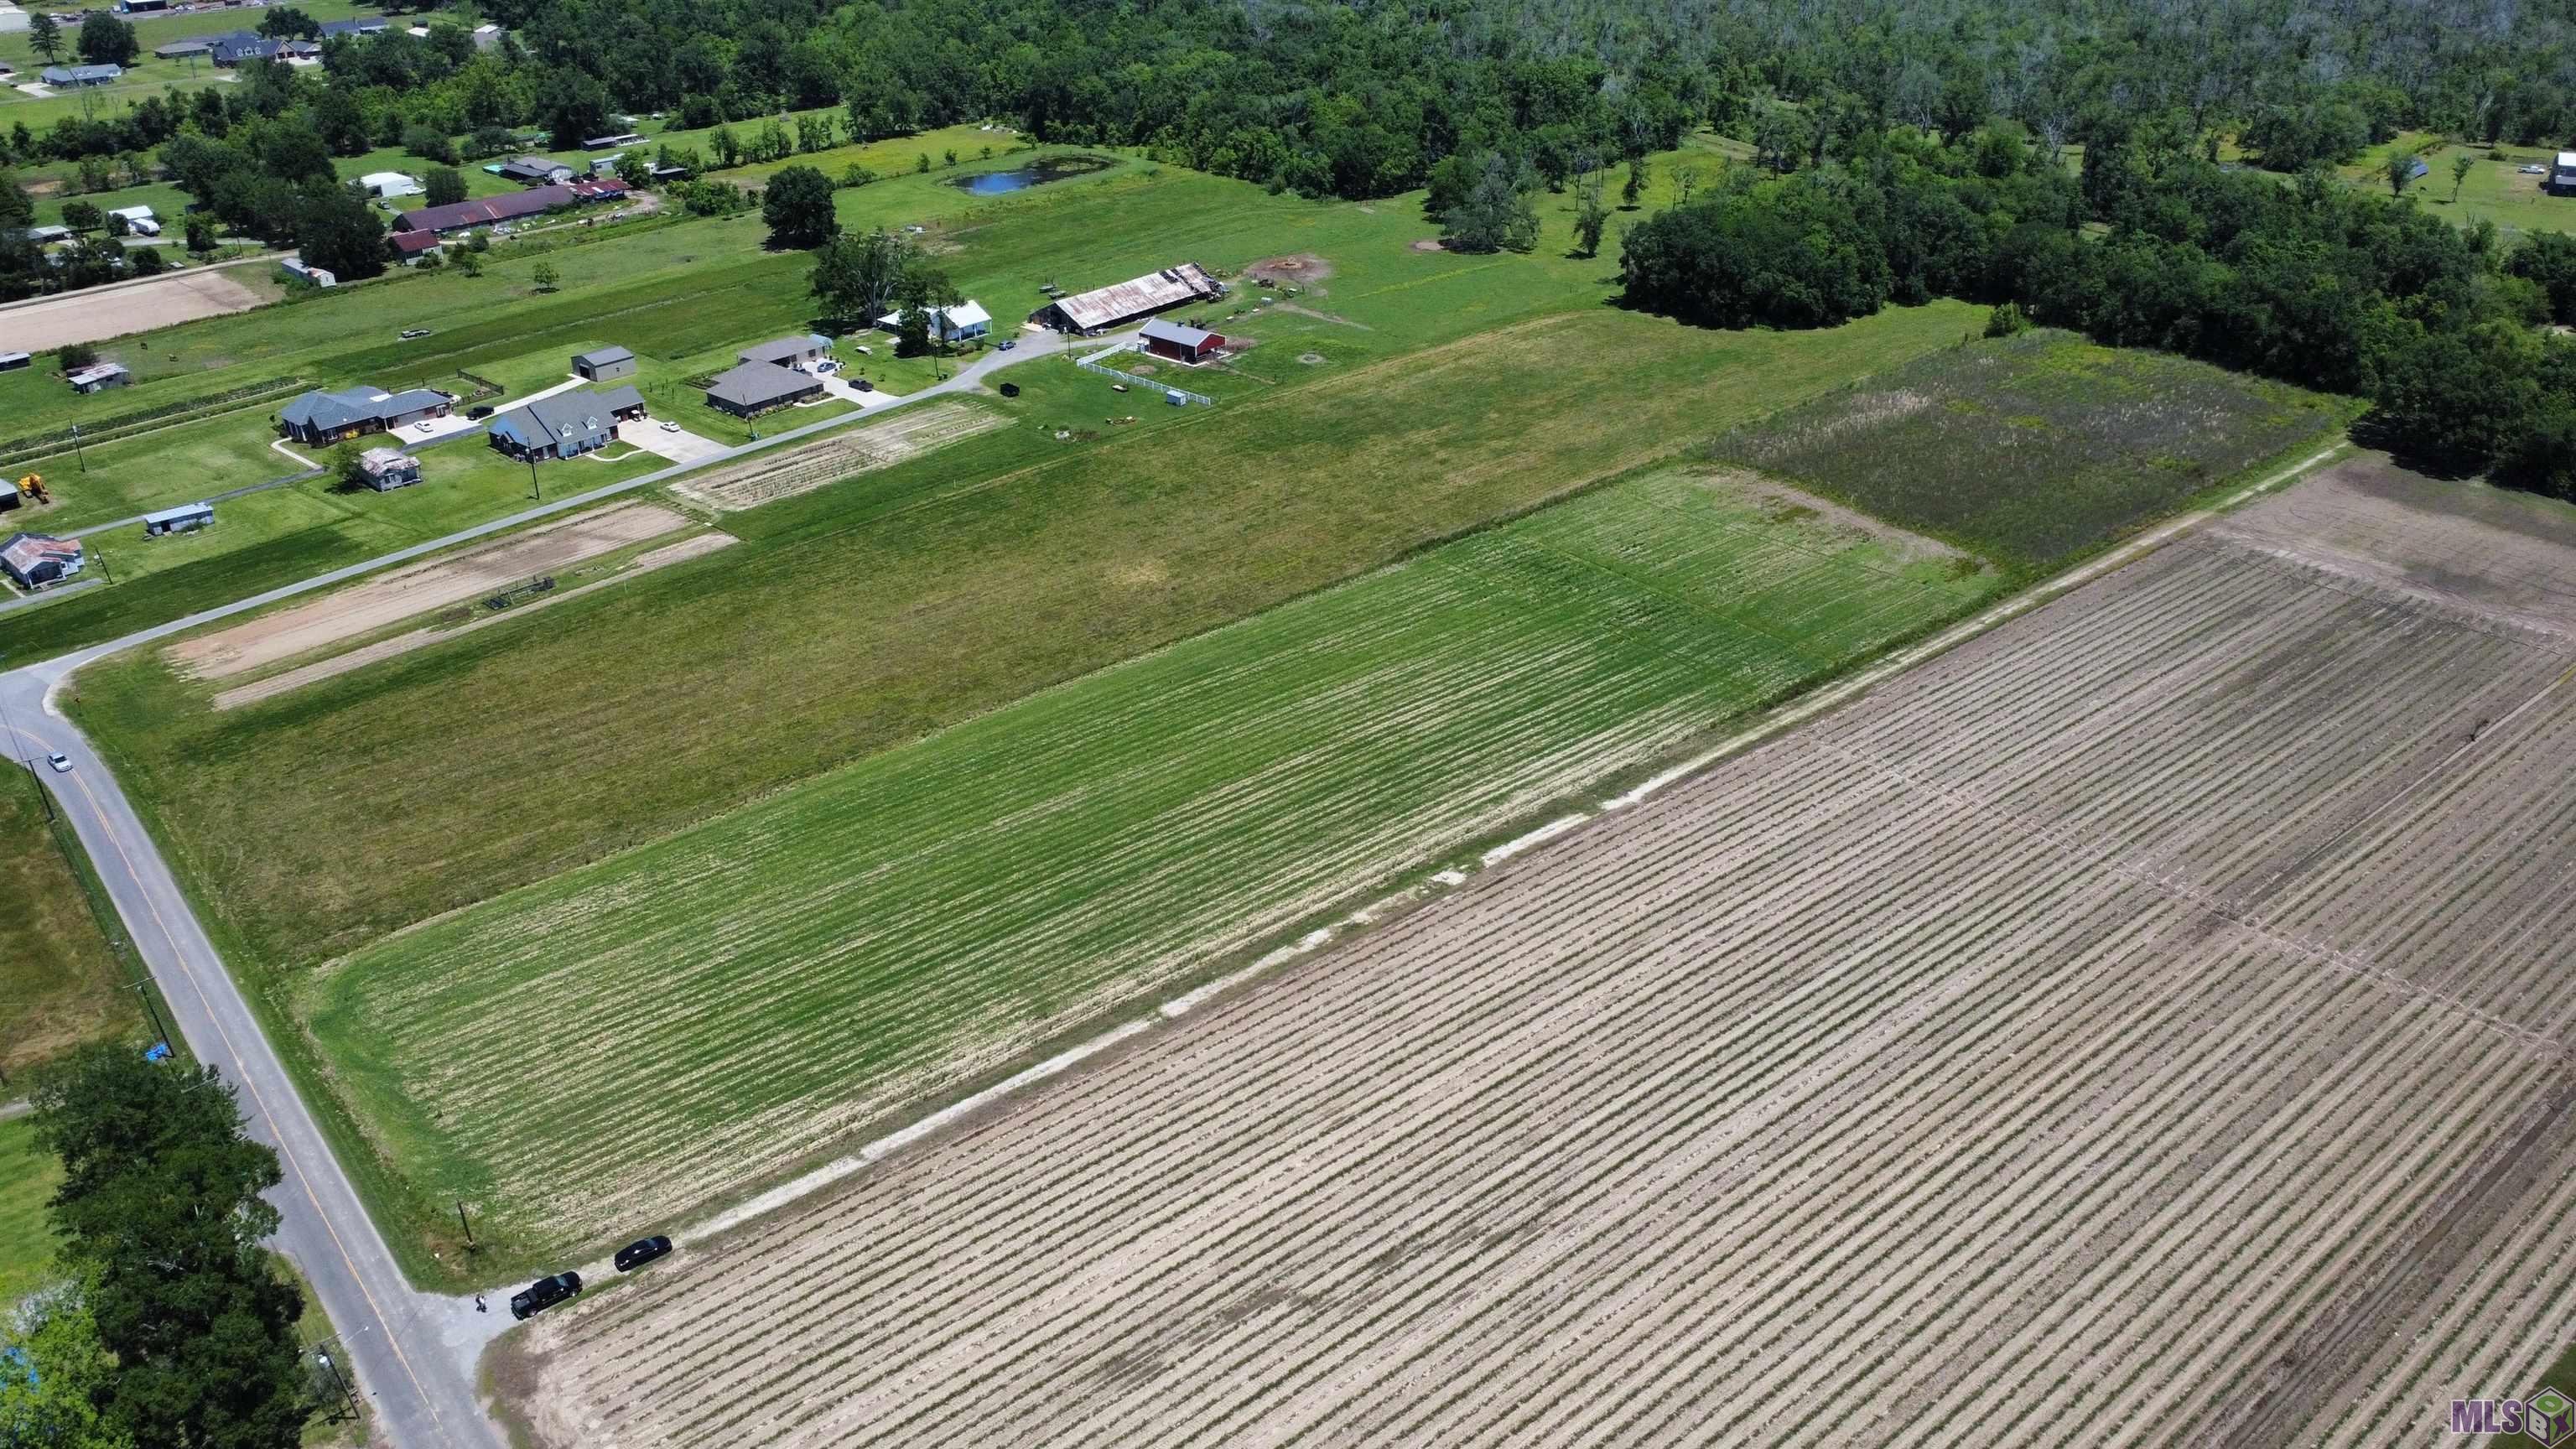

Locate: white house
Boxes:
[280,257,339,288]
[359,171,423,200]
[106,205,158,236]
[2553,152,2576,196]
[875,299,993,344]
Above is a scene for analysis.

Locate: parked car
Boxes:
[508,1271,582,1321]
[614,1235,673,1273]
[814,360,839,374]
[2522,164,2548,174]
[658,419,681,433]
[398,328,431,340]
[854,378,872,392]
[467,405,494,419]
[45,752,70,774]
[997,339,1017,351]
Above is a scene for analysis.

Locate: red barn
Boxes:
[1140,317,1225,364]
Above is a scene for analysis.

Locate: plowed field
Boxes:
[504,460,2576,1447]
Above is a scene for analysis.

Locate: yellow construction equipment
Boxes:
[15,474,49,505]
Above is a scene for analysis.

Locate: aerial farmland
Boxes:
[498,459,2576,1446]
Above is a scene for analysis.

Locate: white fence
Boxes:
[1073,343,1214,407]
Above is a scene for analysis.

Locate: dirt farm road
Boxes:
[0,331,1130,1449]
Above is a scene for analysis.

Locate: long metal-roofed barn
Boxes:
[1031,262,1224,333]
[395,185,576,236]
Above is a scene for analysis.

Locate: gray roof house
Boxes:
[573,345,636,382]
[487,385,646,460]
[496,156,574,185]
[42,65,124,86]
[154,39,216,60]
[279,385,452,444]
[704,360,823,417]
[736,334,833,370]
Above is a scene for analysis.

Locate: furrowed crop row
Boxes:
[329,475,1976,1245]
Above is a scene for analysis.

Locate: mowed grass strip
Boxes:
[0,1114,65,1308]
[0,768,143,1079]
[1706,330,2353,569]
[304,465,2000,1256]
[76,301,1981,977]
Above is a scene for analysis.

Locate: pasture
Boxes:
[2344,132,2576,237]
[307,461,2000,1260]
[1706,329,2351,569]
[501,460,2576,1448]
[0,1114,63,1309]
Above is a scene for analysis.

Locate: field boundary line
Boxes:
[550,442,2349,1276]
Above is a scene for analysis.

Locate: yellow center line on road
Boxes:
[55,750,455,1446]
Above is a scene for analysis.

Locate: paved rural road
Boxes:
[0,331,1134,1449]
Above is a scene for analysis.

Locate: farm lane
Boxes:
[0,666,506,1449]
[0,330,1124,1449]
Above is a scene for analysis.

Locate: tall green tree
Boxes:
[808,227,912,323]
[0,1279,133,1449]
[2383,150,2416,197]
[31,1046,312,1449]
[28,10,61,64]
[2450,153,2474,202]
[1440,154,1540,254]
[423,165,468,208]
[75,13,138,66]
[761,164,837,248]
[291,182,386,281]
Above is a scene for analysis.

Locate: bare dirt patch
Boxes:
[667,401,1006,512]
[1243,253,1334,291]
[209,532,735,711]
[171,503,688,683]
[0,266,278,353]
[1409,237,1446,253]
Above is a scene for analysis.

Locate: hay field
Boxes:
[667,402,1007,512]
[506,460,2576,1447]
[309,466,1997,1258]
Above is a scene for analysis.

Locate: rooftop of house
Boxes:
[736,334,833,366]
[705,359,821,408]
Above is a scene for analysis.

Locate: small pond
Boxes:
[948,153,1118,195]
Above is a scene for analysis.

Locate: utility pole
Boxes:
[70,423,86,473]
[526,452,540,501]
[127,981,176,1059]
[457,1200,478,1252]
[314,1347,360,1424]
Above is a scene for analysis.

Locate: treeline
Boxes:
[0,1046,316,1447]
[1619,118,2575,494]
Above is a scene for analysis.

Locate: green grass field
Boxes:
[2340,132,2576,237]
[1707,330,2354,568]
[0,1115,64,1308]
[0,767,141,1081]
[299,458,2001,1263]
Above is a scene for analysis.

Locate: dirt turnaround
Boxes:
[1244,252,1336,291]
[499,460,2576,1447]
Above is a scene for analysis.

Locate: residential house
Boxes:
[494,155,574,186]
[40,65,123,86]
[704,360,823,418]
[106,205,157,236]
[66,362,130,393]
[395,185,574,235]
[1030,262,1223,332]
[582,132,645,151]
[142,501,213,536]
[1140,317,1225,363]
[487,384,646,460]
[0,532,84,590]
[573,345,636,382]
[153,39,215,60]
[316,17,389,39]
[589,153,625,177]
[569,178,631,204]
[356,447,422,491]
[22,225,69,245]
[208,32,317,65]
[736,334,834,371]
[875,300,992,344]
[278,385,453,444]
[387,229,443,264]
[360,171,423,200]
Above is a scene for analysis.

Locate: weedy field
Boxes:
[0,766,140,1080]
[501,460,2576,1448]
[1707,329,2351,568]
[305,462,1998,1257]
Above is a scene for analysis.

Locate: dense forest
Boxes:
[3,0,2575,489]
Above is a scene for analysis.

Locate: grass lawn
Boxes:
[1708,329,2356,569]
[0,766,143,1081]
[26,179,195,230]
[0,1115,64,1309]
[0,427,663,658]
[301,452,2003,1266]
[2342,132,2576,237]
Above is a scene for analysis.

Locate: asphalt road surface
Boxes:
[0,333,1131,1449]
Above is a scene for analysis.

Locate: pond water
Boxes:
[948,154,1117,195]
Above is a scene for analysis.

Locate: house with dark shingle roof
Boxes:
[396,186,575,236]
[487,385,646,461]
[279,385,453,444]
[704,361,823,418]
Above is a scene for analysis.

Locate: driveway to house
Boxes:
[0,328,1134,1449]
[621,419,727,465]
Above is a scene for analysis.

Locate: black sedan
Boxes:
[614,1234,673,1273]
